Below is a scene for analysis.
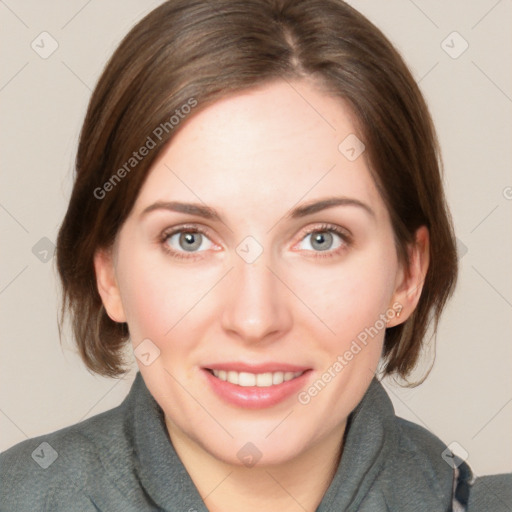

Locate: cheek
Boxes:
[289,242,397,348]
[117,263,168,341]
[115,245,220,346]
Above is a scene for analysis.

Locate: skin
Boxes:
[94,78,429,511]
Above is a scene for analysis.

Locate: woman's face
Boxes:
[97,79,413,466]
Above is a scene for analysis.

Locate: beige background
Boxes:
[1,0,511,477]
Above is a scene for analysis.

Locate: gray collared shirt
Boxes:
[1,372,510,511]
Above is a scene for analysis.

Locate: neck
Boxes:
[165,418,346,512]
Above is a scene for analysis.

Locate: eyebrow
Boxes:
[140,196,375,222]
[287,197,375,219]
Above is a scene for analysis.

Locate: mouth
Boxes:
[202,364,312,409]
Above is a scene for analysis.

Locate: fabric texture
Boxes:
[0,372,510,511]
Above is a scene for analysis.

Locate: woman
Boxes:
[0,0,510,510]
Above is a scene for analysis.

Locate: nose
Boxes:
[220,254,293,345]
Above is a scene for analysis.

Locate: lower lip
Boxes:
[202,369,311,409]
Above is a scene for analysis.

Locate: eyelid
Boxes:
[290,222,353,259]
[292,223,353,250]
[159,223,214,241]
[293,222,352,245]
[159,223,220,260]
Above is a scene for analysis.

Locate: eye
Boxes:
[295,224,351,258]
[160,225,217,260]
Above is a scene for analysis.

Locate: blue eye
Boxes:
[295,224,351,259]
[167,231,213,252]
[161,227,216,260]
[300,231,340,251]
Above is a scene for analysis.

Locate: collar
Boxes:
[130,372,208,511]
[317,377,399,511]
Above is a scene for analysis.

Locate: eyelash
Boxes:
[295,223,352,260]
[159,224,213,261]
[159,223,352,261]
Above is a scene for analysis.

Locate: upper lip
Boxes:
[204,362,311,373]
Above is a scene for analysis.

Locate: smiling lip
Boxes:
[202,362,312,409]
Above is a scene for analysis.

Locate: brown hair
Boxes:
[56,0,458,378]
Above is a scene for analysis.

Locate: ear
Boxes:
[387,226,430,327]
[93,247,127,323]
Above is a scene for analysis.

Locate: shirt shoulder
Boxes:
[467,473,512,511]
[383,417,512,510]
[378,416,455,508]
[0,403,134,511]
[394,416,453,478]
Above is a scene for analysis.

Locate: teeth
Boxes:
[211,369,304,387]
[238,372,255,387]
[272,372,284,385]
[256,373,273,387]
[227,371,239,385]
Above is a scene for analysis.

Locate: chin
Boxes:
[190,422,318,468]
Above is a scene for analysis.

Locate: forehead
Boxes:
[131,79,386,224]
